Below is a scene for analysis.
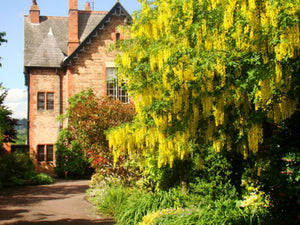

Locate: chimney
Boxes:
[68,0,79,55]
[84,2,91,11]
[30,0,40,24]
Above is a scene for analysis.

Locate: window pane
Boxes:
[106,67,116,80]
[46,145,54,162]
[38,145,44,162]
[118,83,129,103]
[107,81,117,100]
[37,93,45,110]
[47,93,54,110]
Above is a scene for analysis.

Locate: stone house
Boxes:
[23,0,131,174]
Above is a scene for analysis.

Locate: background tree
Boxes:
[107,0,299,191]
[0,32,7,67]
[0,86,18,148]
[0,31,18,151]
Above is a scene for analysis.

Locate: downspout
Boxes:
[56,68,63,129]
[24,68,30,151]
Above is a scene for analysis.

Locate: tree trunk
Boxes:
[179,160,188,194]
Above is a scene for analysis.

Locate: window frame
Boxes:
[106,67,129,103]
[37,144,54,162]
[37,92,54,111]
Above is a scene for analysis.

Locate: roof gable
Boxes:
[64,2,132,65]
[28,28,65,68]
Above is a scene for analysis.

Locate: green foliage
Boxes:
[114,188,186,225]
[0,32,7,67]
[95,185,129,216]
[0,85,18,147]
[151,200,269,225]
[92,183,269,225]
[0,151,35,186]
[246,111,300,224]
[188,147,237,202]
[32,173,54,185]
[55,129,93,179]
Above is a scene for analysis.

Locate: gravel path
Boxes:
[0,180,114,225]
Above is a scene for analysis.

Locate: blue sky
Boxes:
[0,0,141,118]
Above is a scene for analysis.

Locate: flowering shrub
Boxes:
[239,186,269,209]
[56,89,140,183]
[140,207,193,225]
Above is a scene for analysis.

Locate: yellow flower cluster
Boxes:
[139,208,190,225]
[247,124,263,154]
[241,186,270,209]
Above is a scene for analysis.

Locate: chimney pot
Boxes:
[84,2,92,11]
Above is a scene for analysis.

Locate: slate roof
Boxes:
[28,28,65,67]
[78,12,106,43]
[24,16,69,67]
[24,2,131,68]
[24,12,107,68]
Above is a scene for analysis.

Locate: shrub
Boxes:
[0,151,36,186]
[56,90,137,183]
[55,130,94,179]
[32,173,54,185]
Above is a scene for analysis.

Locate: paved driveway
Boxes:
[0,180,114,225]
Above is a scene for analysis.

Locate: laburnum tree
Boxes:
[107,0,300,185]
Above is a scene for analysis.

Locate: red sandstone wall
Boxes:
[28,68,65,174]
[66,16,127,99]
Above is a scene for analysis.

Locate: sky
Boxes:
[0,0,141,119]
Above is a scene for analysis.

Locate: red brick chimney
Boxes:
[84,2,91,11]
[68,0,79,55]
[30,0,40,24]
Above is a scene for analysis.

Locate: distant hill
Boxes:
[14,118,27,145]
[16,118,27,130]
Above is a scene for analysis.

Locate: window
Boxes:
[37,145,45,162]
[106,67,129,102]
[37,92,54,110]
[116,33,120,41]
[47,93,54,110]
[37,145,54,162]
[37,93,45,110]
[46,145,54,161]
